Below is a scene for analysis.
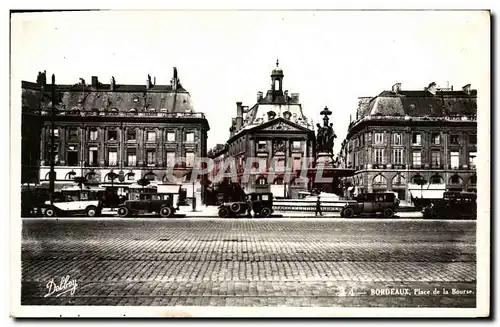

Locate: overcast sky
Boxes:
[12,10,489,152]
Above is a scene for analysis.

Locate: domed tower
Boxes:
[271,59,284,100]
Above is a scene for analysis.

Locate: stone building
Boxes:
[339,82,477,201]
[210,61,315,198]
[21,68,210,202]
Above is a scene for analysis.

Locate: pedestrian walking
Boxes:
[315,196,323,216]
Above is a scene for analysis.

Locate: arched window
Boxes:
[411,174,427,185]
[127,172,136,181]
[44,172,57,180]
[449,175,463,185]
[273,177,284,185]
[392,174,406,186]
[256,177,268,185]
[144,172,156,181]
[372,174,387,187]
[430,175,444,184]
[65,171,77,180]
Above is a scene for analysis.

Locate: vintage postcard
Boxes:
[10,9,490,318]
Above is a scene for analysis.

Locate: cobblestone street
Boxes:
[21,218,476,307]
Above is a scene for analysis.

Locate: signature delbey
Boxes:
[44,275,78,297]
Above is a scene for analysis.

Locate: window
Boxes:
[67,145,78,166]
[108,149,117,166]
[88,147,98,166]
[469,152,477,168]
[257,140,267,151]
[186,152,195,167]
[293,157,302,171]
[431,133,440,145]
[450,135,460,145]
[430,175,443,184]
[49,128,59,138]
[146,149,156,166]
[108,130,117,141]
[69,128,78,141]
[127,149,136,166]
[393,133,402,145]
[374,132,383,144]
[412,133,422,146]
[374,149,384,164]
[393,149,403,164]
[292,141,301,150]
[167,132,176,142]
[412,151,421,166]
[147,131,156,142]
[373,175,387,187]
[450,151,459,168]
[166,152,176,167]
[431,151,441,167]
[392,174,405,185]
[186,132,194,143]
[258,156,267,171]
[366,132,372,143]
[257,177,267,185]
[89,129,98,141]
[469,134,477,145]
[127,130,136,141]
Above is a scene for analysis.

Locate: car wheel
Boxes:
[343,207,354,218]
[230,203,241,213]
[383,208,395,218]
[86,206,98,217]
[45,207,56,217]
[117,206,129,217]
[218,207,229,218]
[261,207,271,217]
[159,206,173,218]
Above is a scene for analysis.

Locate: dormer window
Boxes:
[133,97,139,103]
[267,111,276,120]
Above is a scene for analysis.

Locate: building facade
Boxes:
[209,61,315,198]
[21,68,210,202]
[339,82,477,201]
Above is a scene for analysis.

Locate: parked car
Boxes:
[218,192,274,218]
[43,188,104,217]
[340,192,399,218]
[116,192,178,217]
[422,191,477,219]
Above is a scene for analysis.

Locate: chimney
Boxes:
[171,67,179,90]
[36,71,47,85]
[392,82,401,94]
[291,93,299,102]
[91,76,99,88]
[257,91,263,101]
[426,82,437,95]
[146,74,152,89]
[154,76,156,85]
[462,84,471,95]
[235,102,243,130]
[110,76,116,91]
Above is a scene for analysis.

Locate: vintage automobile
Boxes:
[116,192,178,217]
[43,187,104,217]
[218,192,274,218]
[340,192,400,218]
[422,191,477,219]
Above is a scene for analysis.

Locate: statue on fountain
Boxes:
[315,107,337,164]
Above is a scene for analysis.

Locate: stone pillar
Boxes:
[40,126,46,165]
[137,128,144,166]
[59,127,66,165]
[99,127,106,166]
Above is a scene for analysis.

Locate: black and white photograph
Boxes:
[10,8,490,318]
